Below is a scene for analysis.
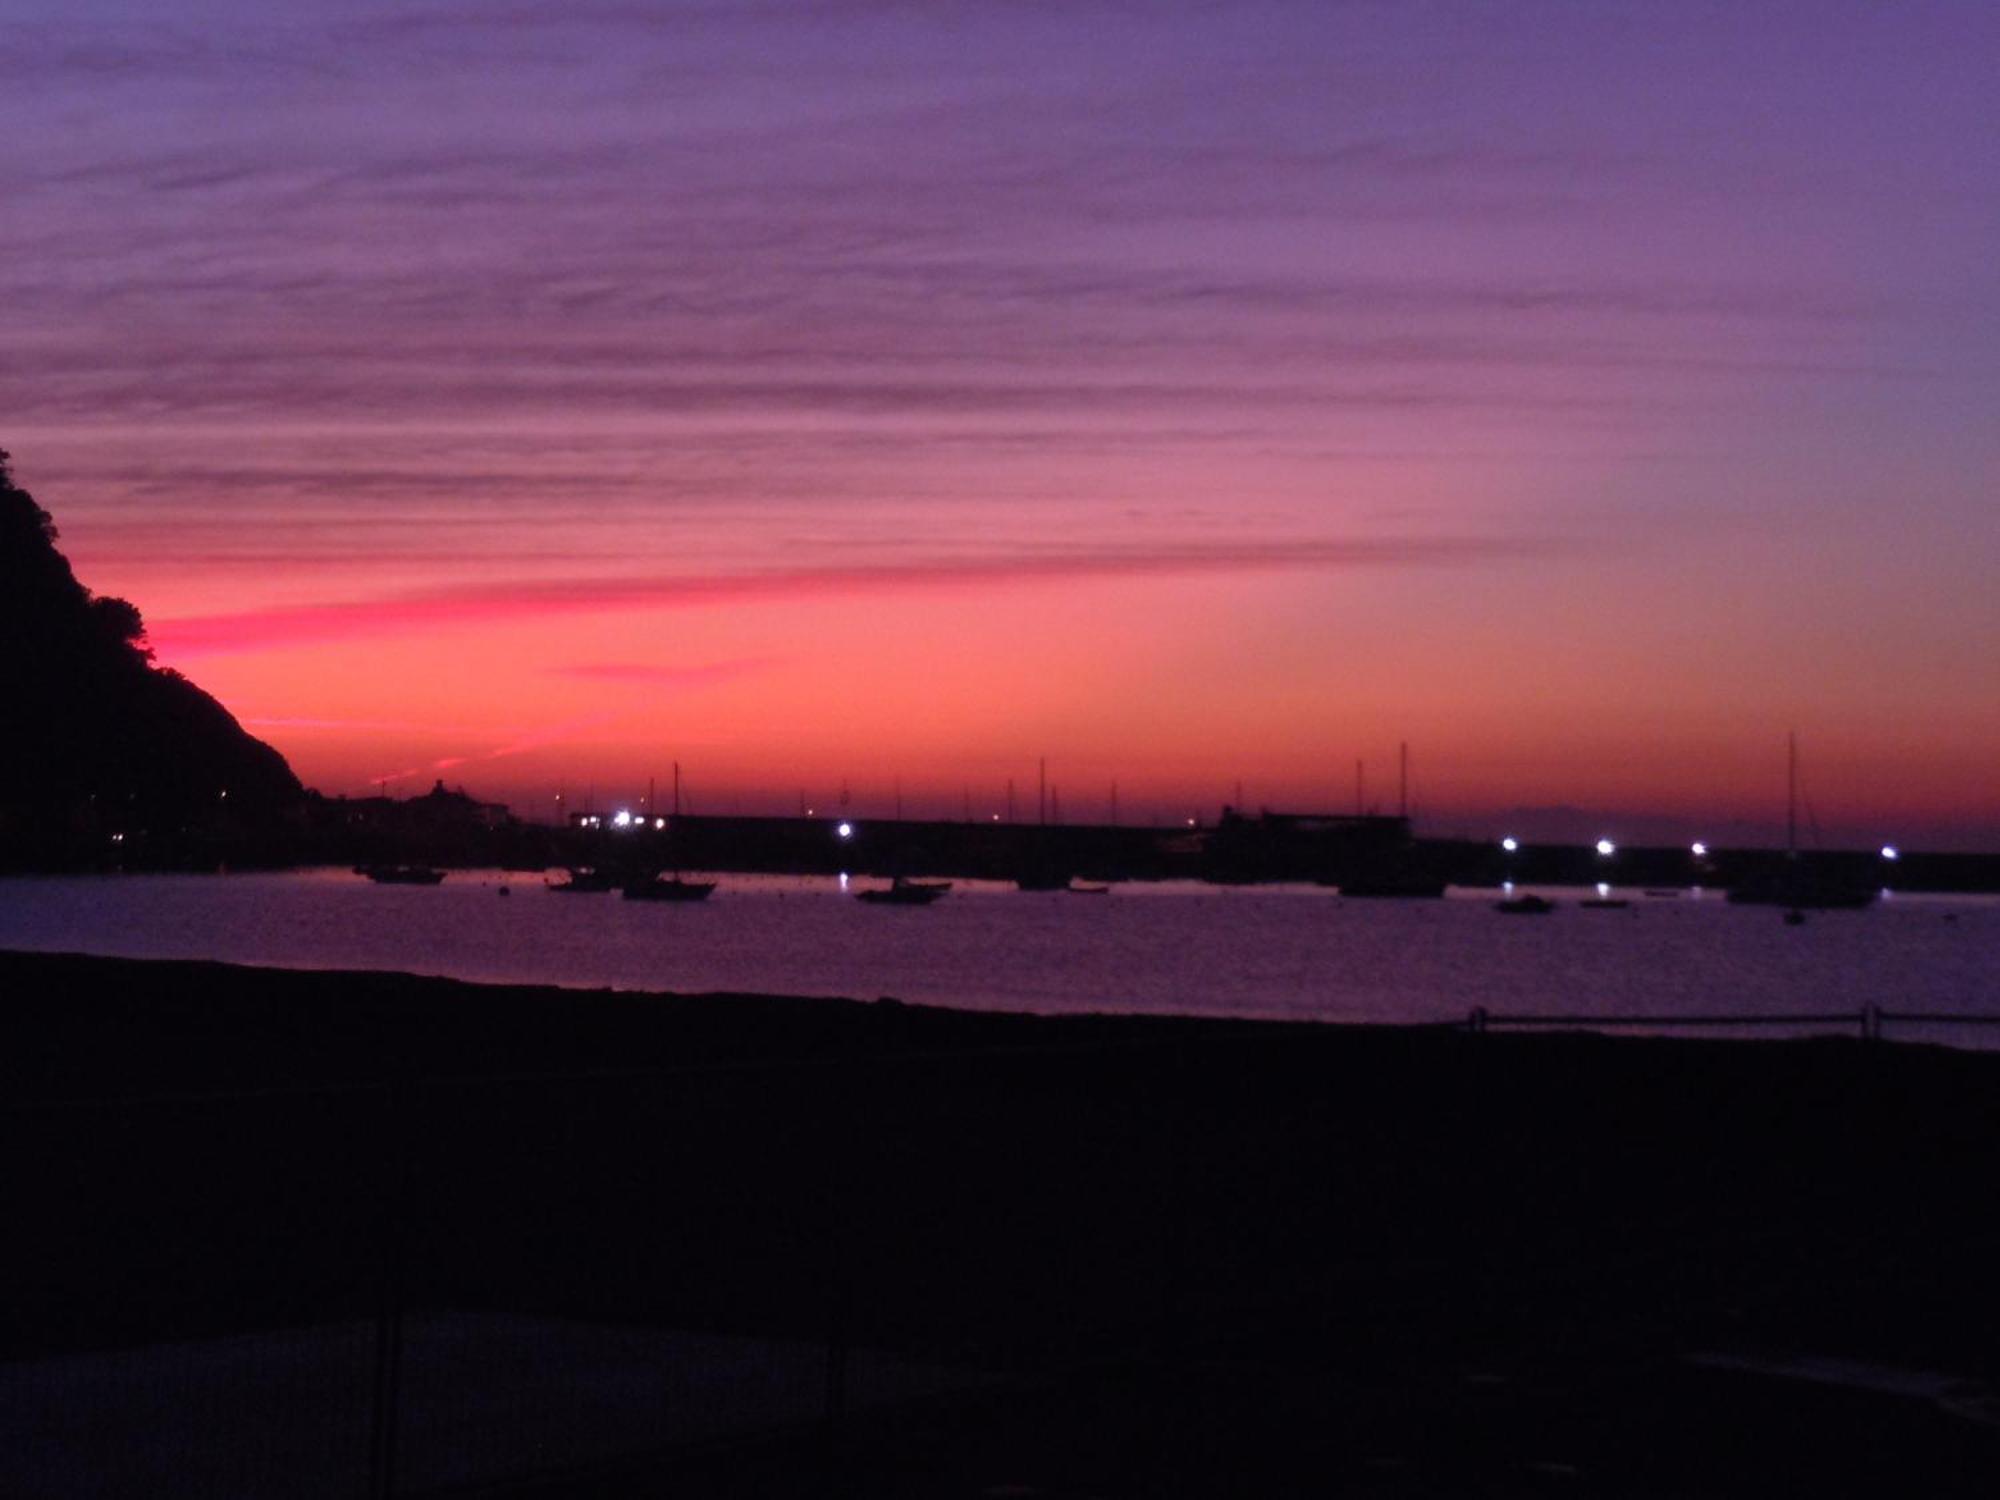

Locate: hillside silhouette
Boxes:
[0,448,300,854]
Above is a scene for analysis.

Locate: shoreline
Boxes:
[11,846,2000,894]
[10,945,1996,1101]
[9,950,2000,1495]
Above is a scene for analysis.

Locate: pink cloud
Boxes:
[366,709,632,791]
[148,537,1538,658]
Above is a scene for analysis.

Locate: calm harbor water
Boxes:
[3,869,1995,1042]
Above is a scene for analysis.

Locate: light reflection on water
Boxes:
[1,870,1994,1040]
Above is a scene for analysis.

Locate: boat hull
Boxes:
[857,882,949,906]
[358,865,446,885]
[622,879,716,902]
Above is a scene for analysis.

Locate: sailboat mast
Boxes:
[672,761,681,819]
[1787,731,1798,856]
[1398,741,1409,821]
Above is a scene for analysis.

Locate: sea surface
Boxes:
[3,869,1995,1043]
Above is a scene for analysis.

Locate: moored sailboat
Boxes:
[1726,734,1875,911]
[624,761,716,900]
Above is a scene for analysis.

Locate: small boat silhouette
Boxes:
[1014,871,1073,892]
[622,875,716,902]
[857,878,951,906]
[547,868,616,894]
[1495,893,1556,915]
[357,864,446,886]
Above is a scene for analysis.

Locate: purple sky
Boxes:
[3,2,1996,844]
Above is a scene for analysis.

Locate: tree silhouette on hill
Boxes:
[0,448,301,839]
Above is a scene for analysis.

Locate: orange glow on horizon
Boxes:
[114,554,1999,850]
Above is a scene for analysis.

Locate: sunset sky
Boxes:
[5,2,1996,846]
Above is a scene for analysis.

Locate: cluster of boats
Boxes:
[545,868,718,901]
[358,865,1127,905]
[361,863,1867,923]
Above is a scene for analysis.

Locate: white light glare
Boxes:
[836,822,854,839]
[1501,837,1519,853]
[1595,839,1616,857]
[1691,841,1708,858]
[1596,882,1611,898]
[1881,845,1899,861]
[654,817,665,830]
[612,809,632,828]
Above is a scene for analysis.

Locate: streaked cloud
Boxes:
[2,0,1994,833]
[149,535,1546,657]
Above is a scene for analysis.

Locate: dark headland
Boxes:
[8,950,1999,1497]
[0,450,302,868]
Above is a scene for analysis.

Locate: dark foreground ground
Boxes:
[5,949,1999,1497]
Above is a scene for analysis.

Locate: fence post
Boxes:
[368,1081,411,1500]
[820,1057,853,1490]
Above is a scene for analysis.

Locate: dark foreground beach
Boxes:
[6,950,1998,1497]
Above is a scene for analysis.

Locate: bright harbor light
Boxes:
[1595,838,1616,857]
[1501,836,1519,853]
[836,822,854,840]
[1880,845,1899,861]
[1690,841,1708,858]
[612,809,632,829]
